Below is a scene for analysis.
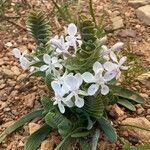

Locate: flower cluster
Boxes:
[12,23,128,113]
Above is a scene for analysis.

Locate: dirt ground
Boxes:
[0,0,150,149]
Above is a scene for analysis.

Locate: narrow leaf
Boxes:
[118,99,136,111]
[25,123,51,150]
[110,85,144,104]
[0,109,43,143]
[71,131,90,138]
[79,138,91,150]
[98,117,117,143]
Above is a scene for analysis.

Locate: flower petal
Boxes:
[51,57,58,64]
[82,72,95,83]
[87,84,99,95]
[43,54,51,64]
[111,42,124,51]
[64,75,79,91]
[51,81,61,95]
[20,57,29,70]
[101,84,109,95]
[75,97,84,108]
[64,100,74,107]
[12,48,21,58]
[68,23,77,36]
[103,62,118,72]
[110,51,118,63]
[58,101,65,113]
[75,73,83,87]
[40,65,49,71]
[118,56,127,66]
[93,61,103,75]
[104,71,117,81]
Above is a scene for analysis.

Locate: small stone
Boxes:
[0,58,4,65]
[121,117,150,144]
[22,93,36,108]
[137,72,150,89]
[0,84,5,89]
[140,93,149,99]
[17,74,27,81]
[3,107,11,112]
[0,101,7,110]
[147,109,150,115]
[146,115,150,121]
[40,138,55,150]
[5,42,13,47]
[111,16,124,30]
[109,104,125,118]
[136,5,150,25]
[129,0,150,9]
[118,29,136,38]
[11,66,21,76]
[137,107,144,114]
[2,68,14,78]
[28,122,40,134]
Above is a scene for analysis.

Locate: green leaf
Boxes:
[118,99,136,111]
[45,73,53,90]
[110,85,144,104]
[83,95,104,119]
[28,71,45,77]
[98,117,117,143]
[71,131,90,138]
[79,138,91,150]
[55,133,73,150]
[25,123,51,150]
[41,95,54,114]
[0,109,43,143]
[26,11,51,45]
[45,112,72,136]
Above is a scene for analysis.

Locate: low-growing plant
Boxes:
[0,11,145,150]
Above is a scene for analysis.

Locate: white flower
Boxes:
[65,23,82,52]
[102,42,124,62]
[12,48,29,70]
[51,81,73,113]
[50,35,70,56]
[40,54,63,75]
[64,73,87,108]
[82,62,110,96]
[103,56,128,79]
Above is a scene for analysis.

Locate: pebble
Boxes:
[11,66,21,76]
[2,68,14,78]
[129,0,150,9]
[40,138,55,150]
[136,5,150,25]
[111,16,124,30]
[0,58,4,65]
[3,107,11,112]
[5,42,13,47]
[17,73,27,81]
[121,117,150,144]
[147,109,150,115]
[22,93,36,108]
[28,122,40,134]
[137,107,144,114]
[118,29,136,38]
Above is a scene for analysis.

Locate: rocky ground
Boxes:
[0,0,150,149]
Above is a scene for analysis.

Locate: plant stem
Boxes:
[50,0,68,22]
[89,0,97,26]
